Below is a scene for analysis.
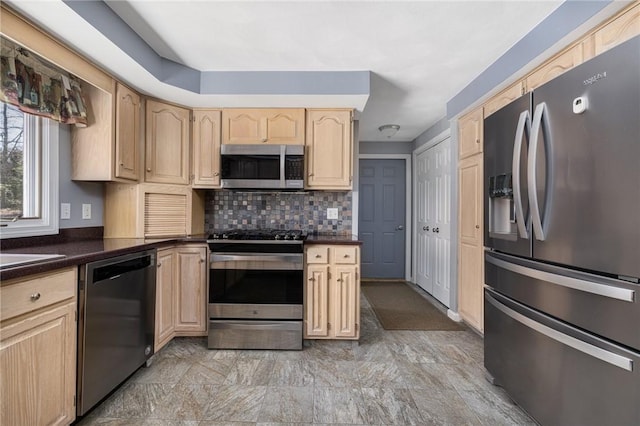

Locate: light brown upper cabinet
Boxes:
[526,44,584,91]
[192,109,222,188]
[305,109,353,190]
[483,81,525,118]
[222,108,305,145]
[594,2,640,55]
[458,107,483,160]
[145,100,191,185]
[115,84,141,180]
[72,81,141,182]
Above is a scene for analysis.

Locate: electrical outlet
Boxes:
[60,203,71,219]
[82,204,91,220]
[327,208,339,220]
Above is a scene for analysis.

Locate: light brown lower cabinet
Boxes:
[304,244,360,340]
[154,244,208,352]
[0,267,77,426]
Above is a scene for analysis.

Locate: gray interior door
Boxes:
[359,159,406,278]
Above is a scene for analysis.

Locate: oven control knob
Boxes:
[275,235,281,240]
[284,234,291,240]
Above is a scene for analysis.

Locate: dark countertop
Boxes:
[305,234,362,245]
[0,234,209,283]
[0,228,360,283]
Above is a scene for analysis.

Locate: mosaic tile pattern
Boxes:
[205,190,352,234]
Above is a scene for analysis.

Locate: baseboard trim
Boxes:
[447,310,462,322]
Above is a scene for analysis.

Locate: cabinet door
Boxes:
[145,100,190,185]
[174,246,207,333]
[263,109,305,144]
[458,154,484,332]
[304,264,330,338]
[526,44,584,91]
[458,108,483,160]
[594,2,640,55]
[222,109,305,144]
[306,109,353,189]
[331,266,359,338]
[1,302,76,426]
[155,248,175,351]
[483,81,525,118]
[193,109,221,187]
[115,83,141,181]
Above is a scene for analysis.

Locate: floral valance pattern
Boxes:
[0,36,88,127]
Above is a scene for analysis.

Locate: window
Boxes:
[0,102,58,238]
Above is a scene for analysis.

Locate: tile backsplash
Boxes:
[205,190,352,234]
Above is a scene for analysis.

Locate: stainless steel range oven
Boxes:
[207,230,306,350]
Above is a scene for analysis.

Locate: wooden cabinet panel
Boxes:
[174,245,207,334]
[193,109,222,188]
[304,245,360,340]
[1,268,75,321]
[458,154,484,333]
[72,81,141,182]
[526,44,584,91]
[483,81,525,118]
[305,109,353,189]
[1,302,77,426]
[332,266,359,338]
[594,2,640,55]
[0,267,77,426]
[145,100,190,185]
[458,108,483,160]
[115,83,141,181]
[104,182,204,238]
[305,265,330,337]
[222,108,305,145]
[155,248,176,352]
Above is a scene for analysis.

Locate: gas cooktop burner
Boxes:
[209,229,307,241]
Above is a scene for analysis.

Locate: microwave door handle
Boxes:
[280,145,286,188]
[513,110,530,239]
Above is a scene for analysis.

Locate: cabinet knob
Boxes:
[337,278,343,282]
[30,293,41,301]
[214,172,220,176]
[157,263,162,267]
[119,162,124,166]
[315,254,321,258]
[147,168,152,172]
[475,138,480,144]
[343,254,349,258]
[261,138,268,143]
[308,173,314,177]
[309,277,314,281]
[200,259,205,263]
[475,225,480,229]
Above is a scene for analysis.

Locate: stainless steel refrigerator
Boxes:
[483,35,640,426]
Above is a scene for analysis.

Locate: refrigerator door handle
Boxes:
[528,102,553,241]
[512,110,530,239]
[486,255,635,302]
[486,293,634,372]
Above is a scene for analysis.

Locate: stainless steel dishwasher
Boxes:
[77,249,156,416]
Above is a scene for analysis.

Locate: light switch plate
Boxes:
[60,203,71,220]
[82,203,91,220]
[327,208,339,220]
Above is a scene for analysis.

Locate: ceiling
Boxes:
[7,1,563,142]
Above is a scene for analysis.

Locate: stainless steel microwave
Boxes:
[220,144,304,189]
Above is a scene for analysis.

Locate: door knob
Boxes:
[423,226,429,231]
[396,225,404,230]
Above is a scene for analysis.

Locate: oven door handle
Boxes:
[211,253,303,263]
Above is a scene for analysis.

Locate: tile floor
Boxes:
[77,286,535,426]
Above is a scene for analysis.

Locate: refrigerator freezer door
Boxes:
[485,251,640,351]
[485,289,640,426]
[483,93,532,258]
[530,36,640,279]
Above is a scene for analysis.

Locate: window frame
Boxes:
[0,114,59,239]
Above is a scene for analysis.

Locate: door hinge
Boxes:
[327,322,331,330]
[73,395,76,407]
[356,323,359,331]
[328,271,332,280]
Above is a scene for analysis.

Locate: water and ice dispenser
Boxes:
[488,173,518,240]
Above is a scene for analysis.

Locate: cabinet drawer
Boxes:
[334,246,357,264]
[306,246,328,264]
[1,267,76,321]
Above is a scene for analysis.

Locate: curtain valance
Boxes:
[0,36,88,127]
